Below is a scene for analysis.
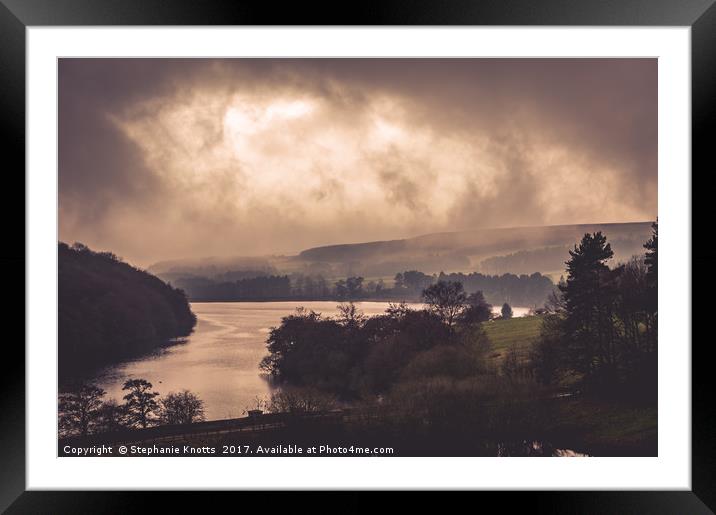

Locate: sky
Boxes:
[59,58,657,267]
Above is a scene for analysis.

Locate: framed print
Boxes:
[2,0,714,511]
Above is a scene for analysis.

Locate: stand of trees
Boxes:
[531,223,658,401]
[59,242,197,381]
[260,284,495,398]
[393,270,554,307]
[172,274,293,301]
[170,268,555,307]
[257,289,564,452]
[58,379,205,437]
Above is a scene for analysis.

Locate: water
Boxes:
[91,301,530,421]
[498,441,590,457]
[491,305,531,318]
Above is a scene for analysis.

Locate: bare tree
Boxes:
[122,378,160,428]
[95,398,127,433]
[336,302,366,328]
[267,387,338,414]
[421,281,467,327]
[545,276,567,314]
[58,383,105,437]
[159,390,206,425]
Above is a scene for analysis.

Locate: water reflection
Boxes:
[90,301,531,421]
[90,302,419,420]
[497,440,590,457]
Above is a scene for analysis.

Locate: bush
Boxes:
[267,387,338,414]
[384,375,551,445]
[528,314,565,385]
[160,390,206,425]
[401,345,484,381]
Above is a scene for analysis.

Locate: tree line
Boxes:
[170,268,555,307]
[59,242,197,382]
[58,379,206,437]
[394,270,554,307]
[174,274,293,301]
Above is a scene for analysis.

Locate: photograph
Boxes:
[56,57,658,458]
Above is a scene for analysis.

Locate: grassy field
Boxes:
[481,315,657,456]
[482,315,544,361]
[549,397,658,456]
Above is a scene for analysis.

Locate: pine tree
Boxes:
[501,302,513,319]
[644,221,658,308]
[643,221,658,352]
[560,232,618,379]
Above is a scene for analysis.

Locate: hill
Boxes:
[295,222,653,277]
[148,222,653,281]
[59,242,197,382]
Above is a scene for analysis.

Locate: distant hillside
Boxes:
[59,242,197,382]
[294,222,654,277]
[147,222,653,281]
[149,255,277,278]
[479,236,649,278]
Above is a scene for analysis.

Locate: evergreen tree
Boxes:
[643,221,658,353]
[560,232,618,379]
[501,302,513,319]
[459,291,492,325]
[644,221,658,309]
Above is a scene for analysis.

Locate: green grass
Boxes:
[475,315,656,455]
[482,315,544,361]
[551,397,658,456]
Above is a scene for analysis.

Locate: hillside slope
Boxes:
[59,242,197,382]
[295,222,653,277]
[147,221,653,281]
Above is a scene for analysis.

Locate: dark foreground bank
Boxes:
[59,394,656,458]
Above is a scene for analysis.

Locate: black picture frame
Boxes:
[1,0,713,511]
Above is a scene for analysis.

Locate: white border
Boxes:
[27,27,691,490]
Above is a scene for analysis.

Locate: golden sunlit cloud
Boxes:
[59,59,657,265]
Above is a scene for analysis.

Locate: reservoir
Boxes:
[91,301,529,420]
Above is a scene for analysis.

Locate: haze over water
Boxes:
[91,301,528,420]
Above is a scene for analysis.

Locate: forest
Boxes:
[169,269,555,307]
[59,242,196,382]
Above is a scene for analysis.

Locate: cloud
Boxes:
[58,58,657,266]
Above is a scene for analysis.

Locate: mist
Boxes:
[59,58,657,267]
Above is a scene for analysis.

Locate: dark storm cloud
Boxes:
[58,58,657,266]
